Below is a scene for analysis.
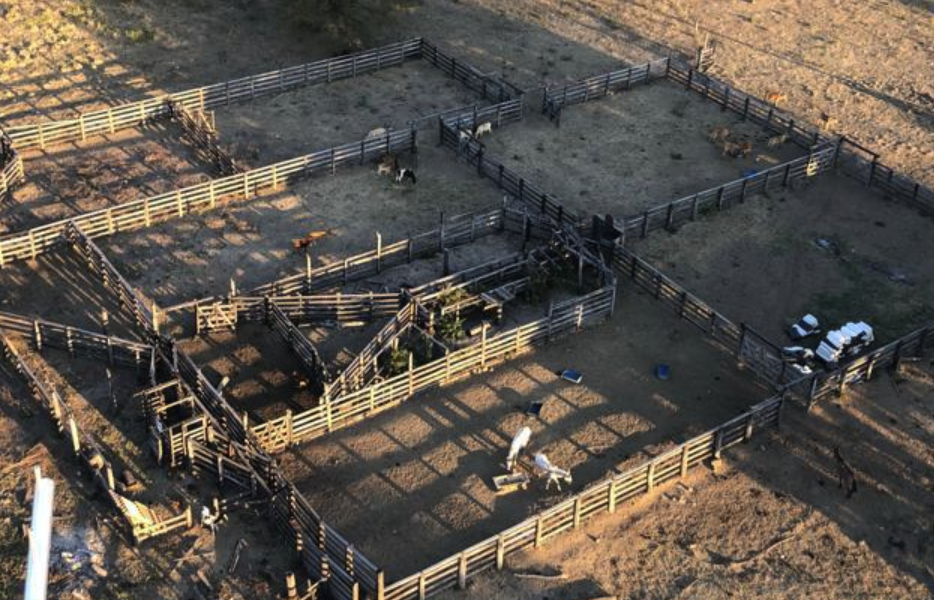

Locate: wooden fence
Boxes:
[251,284,615,453]
[269,302,331,392]
[439,99,525,138]
[542,58,670,123]
[327,302,417,399]
[167,101,241,176]
[609,245,787,386]
[0,131,24,201]
[5,39,424,150]
[164,346,383,600]
[0,311,152,370]
[381,392,785,600]
[835,137,934,218]
[421,39,519,104]
[791,320,934,404]
[0,129,415,268]
[196,292,403,334]
[66,222,156,337]
[163,206,509,313]
[440,121,583,234]
[618,144,837,240]
[0,333,190,544]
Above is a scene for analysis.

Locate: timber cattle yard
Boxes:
[1,7,933,600]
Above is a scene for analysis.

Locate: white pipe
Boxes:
[24,467,55,600]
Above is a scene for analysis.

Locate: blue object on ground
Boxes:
[741,168,758,179]
[525,400,544,416]
[655,364,671,380]
[561,369,583,384]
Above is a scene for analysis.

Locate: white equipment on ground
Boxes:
[533,453,572,491]
[505,426,532,471]
[24,467,55,600]
[816,322,874,367]
[788,314,821,340]
[782,346,816,375]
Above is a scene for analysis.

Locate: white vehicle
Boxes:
[816,322,874,367]
[789,314,820,340]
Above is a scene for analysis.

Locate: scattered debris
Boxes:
[561,368,583,384]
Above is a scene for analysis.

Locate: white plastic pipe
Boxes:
[24,467,55,600]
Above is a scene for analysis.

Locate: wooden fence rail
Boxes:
[835,137,934,218]
[252,285,616,453]
[792,320,934,404]
[167,101,241,176]
[617,144,837,240]
[0,334,189,544]
[161,342,381,600]
[269,302,331,389]
[542,58,670,123]
[440,122,582,234]
[196,292,403,334]
[382,393,785,600]
[6,39,424,150]
[66,222,156,337]
[421,39,518,104]
[0,129,415,268]
[0,131,24,200]
[0,311,152,369]
[609,245,787,386]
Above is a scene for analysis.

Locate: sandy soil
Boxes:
[277,287,770,579]
[2,1,933,598]
[483,79,805,217]
[99,142,513,308]
[637,171,934,345]
[2,119,214,233]
[215,60,490,167]
[438,359,934,600]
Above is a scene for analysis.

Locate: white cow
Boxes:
[474,122,493,137]
[505,426,532,471]
[534,453,572,491]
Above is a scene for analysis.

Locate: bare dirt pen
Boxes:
[215,61,488,168]
[637,173,934,345]
[277,287,769,579]
[481,80,805,217]
[0,246,143,339]
[2,120,215,233]
[437,360,934,600]
[99,142,511,308]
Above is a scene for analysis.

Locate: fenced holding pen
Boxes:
[173,204,552,320]
[379,393,785,600]
[0,333,191,544]
[3,37,517,153]
[0,129,416,267]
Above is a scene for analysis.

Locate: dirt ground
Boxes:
[99,142,515,308]
[2,119,215,233]
[483,79,805,217]
[215,60,490,167]
[438,359,934,600]
[637,171,934,345]
[2,0,934,598]
[0,245,147,340]
[277,287,770,579]
[0,361,298,600]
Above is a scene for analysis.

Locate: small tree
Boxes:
[285,0,399,49]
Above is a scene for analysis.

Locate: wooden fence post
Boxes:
[496,535,506,570]
[534,515,543,548]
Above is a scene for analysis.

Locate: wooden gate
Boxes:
[196,301,237,334]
